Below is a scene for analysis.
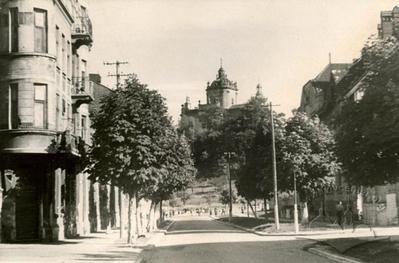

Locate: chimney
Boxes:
[89,73,101,84]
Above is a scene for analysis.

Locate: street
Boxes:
[141,216,333,263]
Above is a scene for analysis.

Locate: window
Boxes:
[56,26,59,66]
[56,94,60,130]
[62,98,66,116]
[81,60,87,90]
[67,41,71,78]
[34,84,47,128]
[81,115,87,140]
[67,103,71,128]
[61,34,65,71]
[9,8,18,52]
[9,84,18,129]
[34,9,47,53]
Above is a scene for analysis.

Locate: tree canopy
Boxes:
[335,36,399,186]
[282,112,340,199]
[89,74,194,200]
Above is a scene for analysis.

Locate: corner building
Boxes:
[0,0,93,242]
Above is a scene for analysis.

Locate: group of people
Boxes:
[335,201,359,231]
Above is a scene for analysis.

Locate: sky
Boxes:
[87,0,399,123]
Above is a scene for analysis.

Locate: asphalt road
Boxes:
[141,216,333,263]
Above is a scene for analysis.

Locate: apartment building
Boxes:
[0,0,94,242]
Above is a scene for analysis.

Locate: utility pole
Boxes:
[269,102,280,230]
[103,60,129,89]
[103,60,128,239]
[225,152,233,222]
[294,172,299,233]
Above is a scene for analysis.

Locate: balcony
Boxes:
[48,131,86,158]
[72,78,94,107]
[72,16,93,48]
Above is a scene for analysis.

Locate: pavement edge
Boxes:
[135,220,175,263]
[307,246,364,263]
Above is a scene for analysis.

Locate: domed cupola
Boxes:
[206,64,238,108]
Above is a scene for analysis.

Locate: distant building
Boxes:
[378,6,399,38]
[181,65,259,122]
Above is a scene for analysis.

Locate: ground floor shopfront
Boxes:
[0,153,119,243]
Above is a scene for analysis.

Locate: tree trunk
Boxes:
[159,199,163,224]
[127,194,132,244]
[135,192,141,237]
[152,202,158,231]
[146,201,154,232]
[127,193,137,244]
[247,199,257,218]
[263,198,268,222]
[301,201,309,224]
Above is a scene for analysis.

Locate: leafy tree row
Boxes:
[88,75,195,243]
[180,92,340,222]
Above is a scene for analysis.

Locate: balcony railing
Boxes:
[72,78,94,106]
[50,130,83,157]
[72,16,93,47]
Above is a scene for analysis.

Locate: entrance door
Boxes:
[15,182,39,241]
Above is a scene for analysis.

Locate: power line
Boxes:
[103,60,129,89]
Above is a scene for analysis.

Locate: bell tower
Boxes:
[206,64,238,109]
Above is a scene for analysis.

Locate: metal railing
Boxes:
[72,16,93,37]
[72,78,94,98]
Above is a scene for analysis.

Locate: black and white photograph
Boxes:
[1,0,399,262]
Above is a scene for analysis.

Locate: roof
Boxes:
[313,63,352,83]
[381,10,393,16]
[207,67,238,91]
[229,103,246,110]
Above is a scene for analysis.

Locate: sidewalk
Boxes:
[214,215,399,262]
[0,230,143,263]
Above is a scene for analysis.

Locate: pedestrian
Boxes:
[336,201,344,230]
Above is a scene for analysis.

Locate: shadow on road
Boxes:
[76,250,140,261]
[166,229,244,235]
[141,239,328,263]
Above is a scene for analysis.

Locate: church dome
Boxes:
[207,66,238,91]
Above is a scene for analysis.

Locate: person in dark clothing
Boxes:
[336,201,344,230]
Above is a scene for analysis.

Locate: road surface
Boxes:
[141,216,332,263]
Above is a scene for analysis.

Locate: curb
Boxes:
[211,217,384,237]
[307,246,363,263]
[211,217,261,235]
[135,220,175,263]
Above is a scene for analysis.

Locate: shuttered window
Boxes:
[9,83,19,129]
[9,8,18,52]
[34,9,47,53]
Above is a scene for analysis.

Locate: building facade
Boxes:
[298,6,399,226]
[0,0,94,242]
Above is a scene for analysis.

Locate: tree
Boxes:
[219,189,237,206]
[179,105,225,178]
[227,93,286,219]
[142,130,195,230]
[89,74,172,243]
[282,112,340,222]
[336,36,399,187]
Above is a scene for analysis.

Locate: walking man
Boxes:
[336,201,344,230]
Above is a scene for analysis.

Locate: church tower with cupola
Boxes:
[206,66,238,109]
